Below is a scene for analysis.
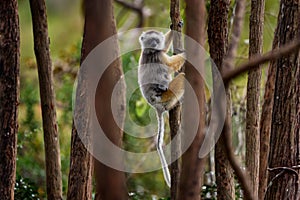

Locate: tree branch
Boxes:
[223,118,255,200]
[266,167,299,194]
[221,0,256,199]
[223,39,300,84]
[223,0,247,72]
[115,0,141,12]
[114,0,145,27]
[169,0,182,198]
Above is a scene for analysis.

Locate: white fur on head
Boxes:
[139,30,165,50]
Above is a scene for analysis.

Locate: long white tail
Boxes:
[156,111,171,187]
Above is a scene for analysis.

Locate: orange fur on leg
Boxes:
[161,73,185,110]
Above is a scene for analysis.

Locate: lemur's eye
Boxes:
[141,36,144,40]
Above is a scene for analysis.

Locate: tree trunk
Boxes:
[0,1,20,199]
[88,0,128,199]
[29,0,63,199]
[208,0,235,199]
[66,1,95,199]
[67,124,93,200]
[169,0,183,198]
[177,0,206,199]
[255,0,274,198]
[246,0,264,198]
[258,54,276,199]
[265,0,300,198]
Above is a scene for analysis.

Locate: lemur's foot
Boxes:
[170,19,184,29]
[178,19,184,28]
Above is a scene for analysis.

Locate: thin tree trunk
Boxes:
[246,0,265,198]
[29,0,63,199]
[258,3,278,199]
[265,0,300,198]
[0,1,20,199]
[258,53,276,199]
[177,0,206,199]
[169,0,183,198]
[208,0,235,199]
[90,0,128,199]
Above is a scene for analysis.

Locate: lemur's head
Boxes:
[139,30,165,50]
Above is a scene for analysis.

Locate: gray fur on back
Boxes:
[138,50,171,112]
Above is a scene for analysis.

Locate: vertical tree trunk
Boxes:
[265,0,300,198]
[177,0,206,199]
[0,1,20,199]
[67,124,93,200]
[90,0,128,199]
[258,57,276,199]
[67,1,94,199]
[169,0,183,198]
[29,0,63,199]
[208,0,235,199]
[254,3,284,195]
[246,0,264,198]
[68,0,128,199]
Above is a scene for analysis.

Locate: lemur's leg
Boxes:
[161,73,185,110]
[162,53,186,72]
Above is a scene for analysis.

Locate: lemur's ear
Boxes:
[139,33,144,41]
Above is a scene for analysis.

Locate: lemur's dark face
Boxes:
[139,31,165,50]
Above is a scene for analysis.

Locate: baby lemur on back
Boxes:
[138,27,186,187]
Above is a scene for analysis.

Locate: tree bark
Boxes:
[177,0,206,199]
[265,0,300,198]
[246,0,265,198]
[169,0,183,198]
[67,124,93,200]
[90,0,128,199]
[0,1,20,199]
[66,1,95,199]
[68,0,128,199]
[208,0,235,199]
[29,0,63,199]
[258,53,276,200]
[256,0,274,198]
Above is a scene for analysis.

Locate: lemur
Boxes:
[138,27,186,187]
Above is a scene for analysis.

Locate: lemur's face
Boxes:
[139,31,165,50]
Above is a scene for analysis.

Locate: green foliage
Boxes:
[20,76,40,131]
[15,175,40,200]
[201,182,243,200]
[128,190,170,200]
[202,184,217,199]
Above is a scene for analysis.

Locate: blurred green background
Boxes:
[16,0,279,199]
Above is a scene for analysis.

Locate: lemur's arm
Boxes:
[163,20,184,53]
[161,52,186,72]
[163,30,173,52]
